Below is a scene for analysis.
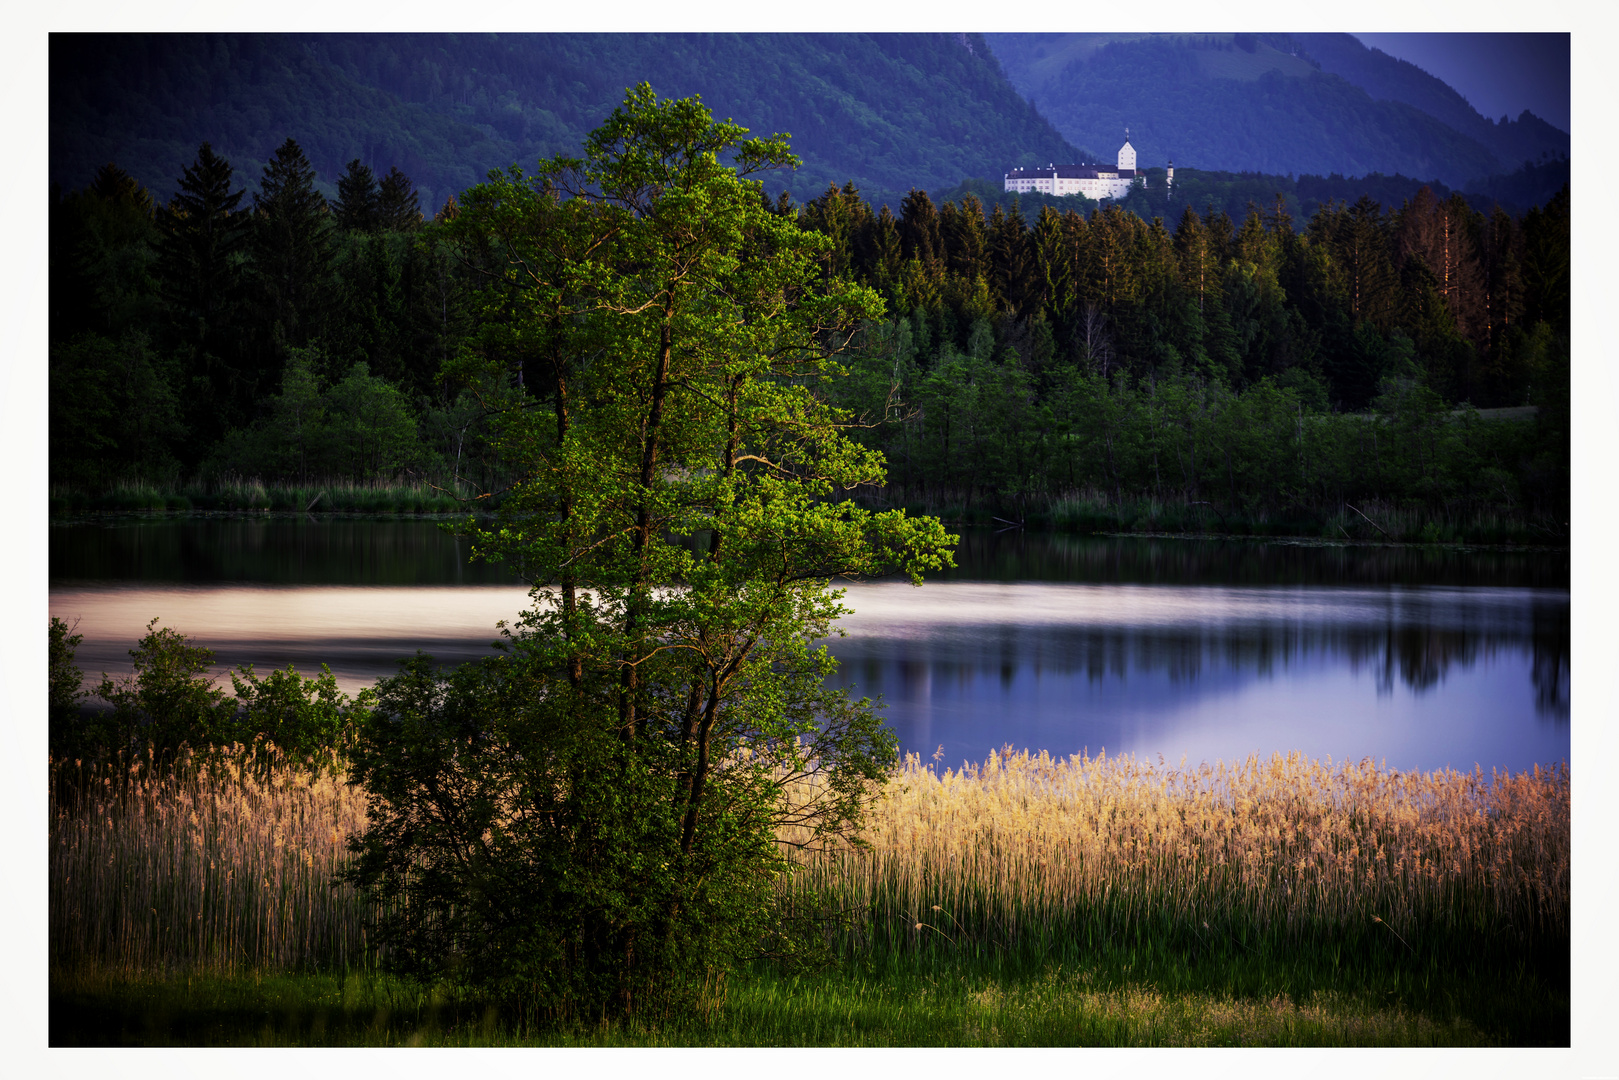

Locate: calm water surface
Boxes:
[50,515,1569,774]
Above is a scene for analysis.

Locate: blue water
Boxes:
[829,580,1566,774]
[50,517,1569,774]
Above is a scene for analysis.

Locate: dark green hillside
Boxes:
[50,32,1084,211]
[1288,33,1568,170]
[984,33,1537,189]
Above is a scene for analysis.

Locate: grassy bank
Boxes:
[864,489,1567,547]
[50,963,1507,1047]
[50,481,1567,548]
[48,478,475,517]
[48,746,1569,1046]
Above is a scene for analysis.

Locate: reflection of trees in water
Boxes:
[1012,617,1569,711]
[1532,600,1570,721]
[51,518,524,586]
[1359,626,1482,695]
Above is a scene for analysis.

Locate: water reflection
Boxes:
[50,515,523,586]
[826,581,1568,774]
[48,518,1570,775]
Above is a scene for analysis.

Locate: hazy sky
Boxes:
[1353,33,1570,133]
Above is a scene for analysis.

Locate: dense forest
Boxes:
[49,122,1570,541]
[985,32,1569,192]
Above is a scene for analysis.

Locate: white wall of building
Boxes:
[1004,140,1140,200]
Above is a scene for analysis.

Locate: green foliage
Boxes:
[89,618,234,759]
[49,618,88,733]
[54,617,374,765]
[230,663,374,771]
[343,87,954,1022]
[49,331,187,489]
[834,310,1559,535]
[203,349,422,483]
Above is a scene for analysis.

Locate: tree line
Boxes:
[786,177,1568,532]
[49,133,1569,532]
[50,139,493,492]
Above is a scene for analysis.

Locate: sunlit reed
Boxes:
[50,747,371,976]
[784,747,1569,961]
[51,744,1569,978]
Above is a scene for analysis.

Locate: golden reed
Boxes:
[788,748,1570,950]
[50,745,1569,974]
[50,748,371,975]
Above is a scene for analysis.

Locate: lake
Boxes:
[49,515,1570,775]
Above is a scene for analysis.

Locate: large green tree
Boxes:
[343,86,955,1019]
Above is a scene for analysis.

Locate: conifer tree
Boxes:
[867,203,903,300]
[154,143,251,444]
[988,201,1032,317]
[377,166,422,231]
[1173,205,1216,313]
[333,158,380,232]
[157,144,248,341]
[898,188,944,270]
[251,138,334,370]
[56,164,162,340]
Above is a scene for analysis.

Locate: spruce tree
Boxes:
[333,158,380,232]
[157,143,248,344]
[376,166,422,231]
[154,143,251,445]
[251,138,334,374]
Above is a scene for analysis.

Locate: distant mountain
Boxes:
[50,32,1085,212]
[1288,33,1568,170]
[983,32,1568,190]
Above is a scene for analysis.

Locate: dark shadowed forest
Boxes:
[51,129,1567,544]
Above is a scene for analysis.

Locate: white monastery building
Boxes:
[1004,136,1172,200]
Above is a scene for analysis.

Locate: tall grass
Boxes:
[50,747,372,976]
[786,748,1570,972]
[853,485,1560,545]
[49,476,470,516]
[51,745,1569,985]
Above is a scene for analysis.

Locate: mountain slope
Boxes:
[1288,33,1568,170]
[983,32,1563,189]
[50,33,1085,210]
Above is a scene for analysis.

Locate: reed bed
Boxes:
[49,476,472,516]
[49,748,372,977]
[51,745,1569,981]
[787,748,1570,966]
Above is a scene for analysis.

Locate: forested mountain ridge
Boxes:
[50,32,1085,213]
[985,33,1568,192]
[1286,33,1569,170]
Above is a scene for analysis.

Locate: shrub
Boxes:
[90,618,235,758]
[230,663,374,771]
[49,618,87,740]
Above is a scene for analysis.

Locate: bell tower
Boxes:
[1118,128,1136,172]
